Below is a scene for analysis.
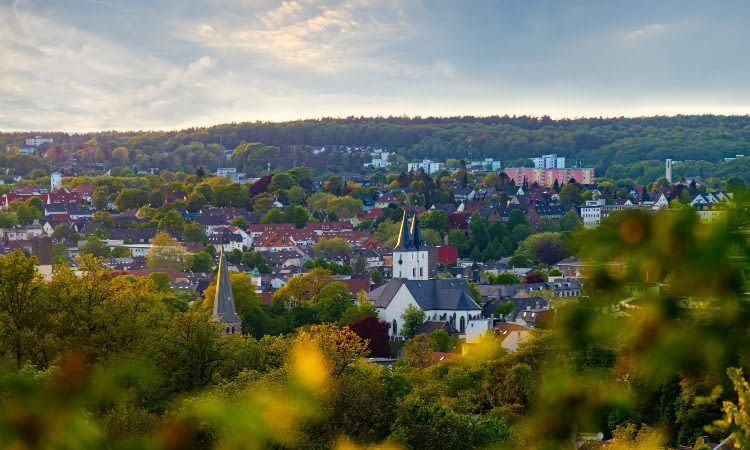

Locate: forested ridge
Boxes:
[5,115,750,183]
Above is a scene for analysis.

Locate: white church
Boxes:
[368,212,485,339]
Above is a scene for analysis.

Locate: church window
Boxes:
[420,268,423,277]
[412,268,416,277]
[460,316,466,333]
[392,320,397,336]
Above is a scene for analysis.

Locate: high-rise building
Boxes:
[50,172,62,190]
[503,167,595,187]
[532,154,566,169]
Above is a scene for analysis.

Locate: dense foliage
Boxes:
[1,204,750,448]
[6,115,750,182]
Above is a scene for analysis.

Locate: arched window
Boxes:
[392,320,397,336]
[460,316,466,333]
[226,327,229,334]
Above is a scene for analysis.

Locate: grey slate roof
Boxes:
[213,249,242,325]
[415,320,459,336]
[368,278,481,311]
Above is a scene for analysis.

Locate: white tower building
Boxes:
[392,211,428,280]
[665,159,673,183]
[50,172,62,190]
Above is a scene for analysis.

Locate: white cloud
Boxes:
[624,23,667,41]
[177,0,418,74]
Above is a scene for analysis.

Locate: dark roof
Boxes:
[415,320,459,336]
[509,296,549,321]
[368,278,481,311]
[213,249,242,325]
[394,211,426,251]
[393,211,412,251]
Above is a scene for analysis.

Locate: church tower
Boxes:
[392,211,429,280]
[213,248,242,335]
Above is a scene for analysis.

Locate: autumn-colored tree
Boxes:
[0,250,45,368]
[403,334,434,367]
[293,323,369,375]
[272,268,333,306]
[146,231,193,271]
[314,237,351,253]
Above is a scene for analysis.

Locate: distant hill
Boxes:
[4,115,750,183]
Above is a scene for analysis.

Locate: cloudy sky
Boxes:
[2,0,750,131]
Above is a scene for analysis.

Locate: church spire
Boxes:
[394,210,412,251]
[410,214,424,250]
[213,247,242,334]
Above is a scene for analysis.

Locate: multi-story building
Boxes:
[407,159,443,174]
[469,158,502,171]
[216,167,239,182]
[503,167,595,187]
[532,154,565,169]
[578,199,639,229]
[365,150,391,168]
[25,136,53,147]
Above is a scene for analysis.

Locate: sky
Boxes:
[2,0,750,131]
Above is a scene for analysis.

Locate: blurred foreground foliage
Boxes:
[2,206,750,448]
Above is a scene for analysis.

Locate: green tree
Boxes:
[0,212,17,228]
[327,196,363,218]
[183,222,207,244]
[0,250,45,368]
[260,207,285,224]
[153,307,226,393]
[115,188,149,211]
[428,330,454,352]
[392,395,477,448]
[230,216,249,230]
[92,211,114,227]
[149,272,171,292]
[111,246,131,258]
[92,186,109,209]
[559,210,582,231]
[285,186,307,205]
[310,282,352,324]
[283,205,310,228]
[401,304,425,339]
[315,237,351,253]
[269,172,296,191]
[52,223,80,242]
[420,210,447,232]
[558,183,582,206]
[111,146,129,165]
[158,210,184,229]
[190,251,213,272]
[79,236,111,258]
[508,209,528,228]
[515,232,570,265]
[14,203,41,225]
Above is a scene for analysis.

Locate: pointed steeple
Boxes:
[394,210,412,251]
[213,247,242,333]
[410,214,424,250]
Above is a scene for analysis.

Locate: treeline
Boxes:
[5,115,750,181]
